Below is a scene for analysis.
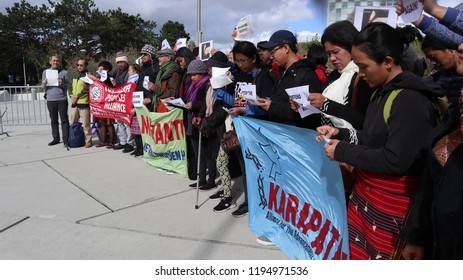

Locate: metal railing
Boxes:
[0,86,49,135]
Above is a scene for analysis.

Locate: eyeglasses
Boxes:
[235,58,251,65]
[268,45,284,57]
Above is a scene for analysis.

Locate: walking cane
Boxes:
[195,130,202,209]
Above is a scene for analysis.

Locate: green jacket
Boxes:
[70,72,89,105]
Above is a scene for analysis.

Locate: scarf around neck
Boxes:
[322,60,358,104]
[184,75,210,103]
[155,61,177,87]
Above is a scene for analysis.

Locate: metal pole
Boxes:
[23,57,27,86]
[196,0,202,46]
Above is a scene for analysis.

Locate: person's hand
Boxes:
[256,96,272,111]
[185,102,192,110]
[402,244,424,260]
[324,140,339,160]
[130,108,136,116]
[316,125,339,142]
[143,97,151,105]
[192,116,202,126]
[395,0,424,25]
[308,93,325,109]
[228,107,245,115]
[210,48,218,56]
[290,100,299,112]
[231,28,238,41]
[87,73,98,81]
[70,96,77,104]
[43,78,48,86]
[57,78,62,86]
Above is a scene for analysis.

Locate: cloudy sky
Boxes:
[0,0,327,52]
[3,0,462,53]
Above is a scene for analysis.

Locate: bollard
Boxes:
[31,88,37,100]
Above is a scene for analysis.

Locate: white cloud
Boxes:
[0,0,322,53]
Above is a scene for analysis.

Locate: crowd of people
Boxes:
[41,0,462,260]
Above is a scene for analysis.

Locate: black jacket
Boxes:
[400,104,463,259]
[268,59,324,129]
[335,71,441,176]
[136,61,159,111]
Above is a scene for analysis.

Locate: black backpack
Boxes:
[68,122,85,148]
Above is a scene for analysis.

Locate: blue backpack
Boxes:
[68,122,85,148]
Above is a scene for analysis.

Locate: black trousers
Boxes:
[47,100,69,143]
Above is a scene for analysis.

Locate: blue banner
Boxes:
[233,116,349,260]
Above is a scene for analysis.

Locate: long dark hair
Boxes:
[353,22,405,65]
[232,41,262,68]
[176,47,196,66]
[321,20,359,52]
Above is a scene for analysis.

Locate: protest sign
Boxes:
[136,106,188,177]
[89,80,135,125]
[233,116,349,260]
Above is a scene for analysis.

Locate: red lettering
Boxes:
[163,122,174,142]
[324,226,340,260]
[275,189,286,217]
[310,219,331,256]
[141,115,150,134]
[268,182,280,211]
[155,123,165,144]
[296,203,322,235]
[332,239,348,260]
[284,193,299,225]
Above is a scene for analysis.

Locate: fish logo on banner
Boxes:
[233,116,349,260]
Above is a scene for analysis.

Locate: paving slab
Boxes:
[0,217,285,259]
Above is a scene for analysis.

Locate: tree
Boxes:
[98,8,157,56]
[0,0,53,84]
[158,20,190,49]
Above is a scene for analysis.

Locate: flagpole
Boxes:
[196,0,202,46]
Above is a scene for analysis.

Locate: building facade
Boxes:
[327,0,399,26]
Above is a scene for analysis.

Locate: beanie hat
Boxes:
[187,60,208,74]
[206,51,229,68]
[115,55,128,63]
[140,44,157,58]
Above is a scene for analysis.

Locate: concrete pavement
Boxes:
[0,125,286,259]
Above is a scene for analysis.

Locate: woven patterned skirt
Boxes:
[347,169,418,260]
[130,116,140,135]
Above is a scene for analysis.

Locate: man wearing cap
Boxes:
[256,30,323,129]
[257,40,280,79]
[111,52,133,152]
[148,48,182,106]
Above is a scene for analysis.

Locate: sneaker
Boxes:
[112,144,125,150]
[213,197,236,213]
[209,189,224,200]
[48,140,60,146]
[256,235,274,246]
[199,183,217,191]
[122,144,134,153]
[232,202,248,218]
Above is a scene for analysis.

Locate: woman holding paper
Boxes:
[211,41,275,216]
[317,23,440,260]
[308,20,375,131]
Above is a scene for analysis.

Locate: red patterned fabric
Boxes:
[347,169,418,260]
[433,128,463,166]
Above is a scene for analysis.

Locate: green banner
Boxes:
[136,106,187,177]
